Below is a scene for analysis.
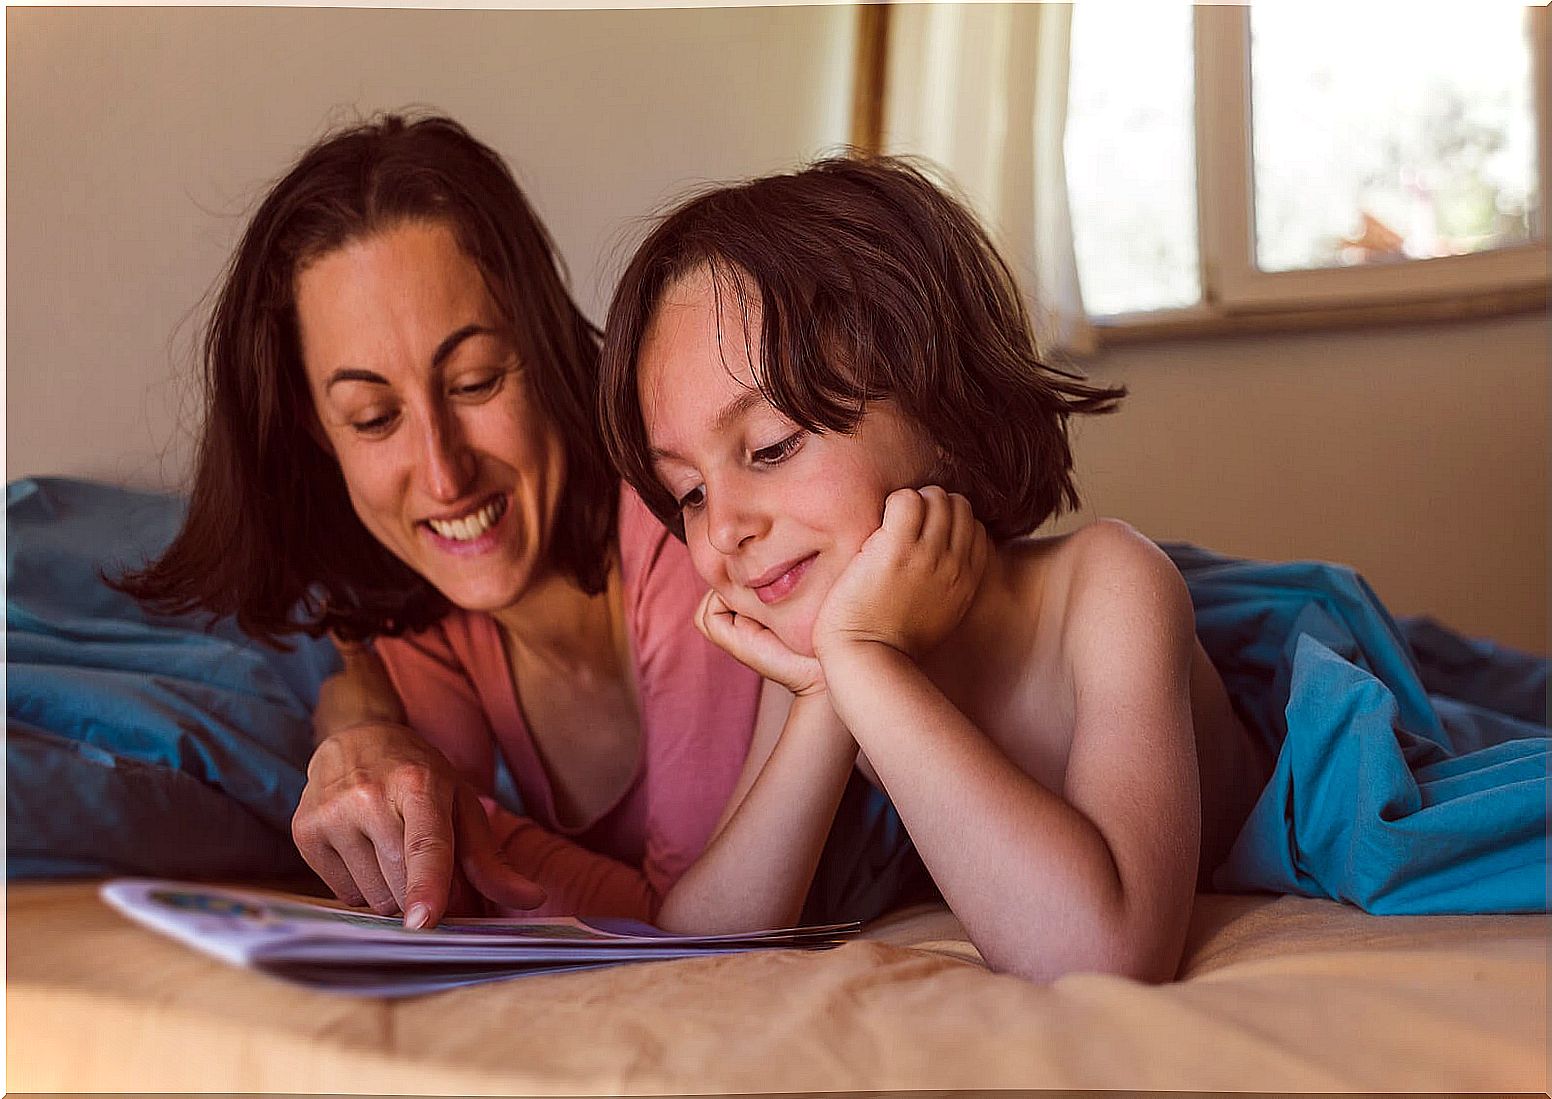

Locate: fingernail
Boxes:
[404,903,431,930]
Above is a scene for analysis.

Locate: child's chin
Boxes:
[771,620,818,661]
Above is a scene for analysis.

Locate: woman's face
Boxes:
[295,220,567,614]
[637,268,938,657]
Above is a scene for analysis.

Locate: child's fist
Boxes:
[695,588,827,697]
[813,486,989,662]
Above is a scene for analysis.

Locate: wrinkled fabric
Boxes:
[1165,543,1548,914]
[7,478,339,879]
[8,477,1547,916]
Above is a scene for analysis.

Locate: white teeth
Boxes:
[428,498,505,542]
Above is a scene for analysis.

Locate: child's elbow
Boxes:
[991,936,1183,986]
[1106,947,1182,985]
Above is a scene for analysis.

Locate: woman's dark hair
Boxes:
[116,112,616,646]
[598,154,1126,542]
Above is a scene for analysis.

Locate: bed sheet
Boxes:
[8,880,1546,1094]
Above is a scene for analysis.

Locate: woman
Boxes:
[119,113,765,930]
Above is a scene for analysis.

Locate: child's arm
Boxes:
[818,495,1199,983]
[652,595,860,934]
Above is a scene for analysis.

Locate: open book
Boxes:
[101,879,861,997]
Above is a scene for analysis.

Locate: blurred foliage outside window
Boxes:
[1066,5,1543,317]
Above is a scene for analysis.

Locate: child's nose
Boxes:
[705,484,765,556]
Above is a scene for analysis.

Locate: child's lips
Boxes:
[750,554,817,605]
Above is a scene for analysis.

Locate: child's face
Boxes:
[638,268,940,657]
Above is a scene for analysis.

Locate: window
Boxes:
[1066,4,1548,333]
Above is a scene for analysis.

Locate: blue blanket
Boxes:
[7,478,338,879]
[8,478,1547,914]
[1166,544,1548,914]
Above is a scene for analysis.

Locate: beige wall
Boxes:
[1061,314,1549,654]
[7,6,1548,652]
[6,4,855,485]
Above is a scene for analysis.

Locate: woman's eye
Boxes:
[451,374,503,398]
[751,432,804,465]
[677,485,706,512]
[350,411,398,436]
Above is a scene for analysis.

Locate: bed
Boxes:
[8,477,1549,1093]
[8,879,1547,1092]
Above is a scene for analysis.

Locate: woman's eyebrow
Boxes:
[324,367,388,392]
[431,324,500,369]
[648,388,766,463]
[323,325,501,392]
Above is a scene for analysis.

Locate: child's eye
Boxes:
[676,485,706,512]
[750,432,805,465]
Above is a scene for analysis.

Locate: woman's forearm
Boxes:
[655,694,858,934]
[312,644,409,744]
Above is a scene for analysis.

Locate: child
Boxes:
[596,156,1273,983]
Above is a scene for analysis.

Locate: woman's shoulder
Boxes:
[615,484,700,614]
[371,606,505,684]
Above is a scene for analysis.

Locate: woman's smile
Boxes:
[420,492,510,556]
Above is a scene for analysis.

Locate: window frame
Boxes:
[1097,4,1550,343]
[849,3,1548,344]
[1191,4,1545,315]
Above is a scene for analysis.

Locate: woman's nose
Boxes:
[417,414,476,503]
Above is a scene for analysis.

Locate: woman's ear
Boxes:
[307,412,336,458]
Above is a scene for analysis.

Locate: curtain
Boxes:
[879,2,1095,357]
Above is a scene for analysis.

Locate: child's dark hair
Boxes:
[598,154,1126,542]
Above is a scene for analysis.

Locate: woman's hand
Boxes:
[813,486,990,663]
[291,720,546,928]
[694,589,827,697]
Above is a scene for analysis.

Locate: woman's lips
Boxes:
[420,493,509,558]
[751,553,817,605]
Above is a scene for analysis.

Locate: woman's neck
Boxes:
[491,563,624,677]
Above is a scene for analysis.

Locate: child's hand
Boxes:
[695,589,827,697]
[813,486,989,662]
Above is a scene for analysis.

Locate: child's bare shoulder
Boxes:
[1061,517,1175,581]
[1003,519,1189,644]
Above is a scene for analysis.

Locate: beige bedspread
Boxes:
[8,880,1547,1093]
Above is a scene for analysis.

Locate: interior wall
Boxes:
[5,4,856,486]
[1060,313,1549,654]
[6,5,1547,652]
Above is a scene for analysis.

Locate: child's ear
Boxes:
[927,442,955,485]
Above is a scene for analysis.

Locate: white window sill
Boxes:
[1091,281,1547,349]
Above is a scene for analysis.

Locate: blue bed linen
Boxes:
[1164,543,1549,914]
[8,476,1547,915]
[7,477,340,878]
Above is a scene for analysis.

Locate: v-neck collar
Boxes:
[480,559,645,838]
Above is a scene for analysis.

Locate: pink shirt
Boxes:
[374,489,762,922]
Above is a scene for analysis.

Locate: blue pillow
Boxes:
[6,477,340,879]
